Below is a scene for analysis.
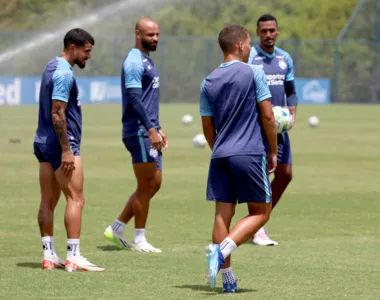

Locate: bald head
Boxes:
[135,18,158,32]
[135,18,159,52]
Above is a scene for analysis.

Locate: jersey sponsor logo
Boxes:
[152,77,160,89]
[266,74,285,86]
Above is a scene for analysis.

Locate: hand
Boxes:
[149,128,163,151]
[158,129,168,150]
[61,149,75,177]
[267,153,277,174]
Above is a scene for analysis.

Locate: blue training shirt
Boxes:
[200,60,272,159]
[121,48,160,138]
[34,57,81,148]
[249,45,294,107]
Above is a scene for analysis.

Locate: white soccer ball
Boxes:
[182,114,193,125]
[308,116,320,128]
[192,133,207,148]
[272,106,293,133]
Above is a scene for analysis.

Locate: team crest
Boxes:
[149,148,158,159]
[278,59,287,70]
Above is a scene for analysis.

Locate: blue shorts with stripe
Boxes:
[123,135,162,171]
[33,141,80,171]
[277,132,292,165]
[206,155,271,204]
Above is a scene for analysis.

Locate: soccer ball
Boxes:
[192,133,207,148]
[308,116,319,128]
[182,114,193,125]
[272,106,293,133]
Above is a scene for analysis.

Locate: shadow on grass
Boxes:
[16,262,42,269]
[174,284,256,295]
[96,245,123,251]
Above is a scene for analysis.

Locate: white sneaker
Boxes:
[132,241,162,253]
[65,256,105,272]
[42,255,65,269]
[104,226,132,250]
[252,226,279,246]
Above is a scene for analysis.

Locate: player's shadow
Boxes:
[97,245,123,251]
[174,284,256,295]
[16,262,42,269]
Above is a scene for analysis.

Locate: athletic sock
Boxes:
[220,237,237,259]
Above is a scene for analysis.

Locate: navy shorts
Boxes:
[206,155,271,204]
[33,142,80,171]
[123,136,162,171]
[277,132,292,165]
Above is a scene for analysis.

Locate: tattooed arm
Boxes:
[52,100,71,152]
[51,100,74,176]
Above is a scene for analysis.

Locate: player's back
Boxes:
[34,57,81,148]
[121,48,160,139]
[201,61,270,159]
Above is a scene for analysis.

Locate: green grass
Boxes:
[0,104,379,300]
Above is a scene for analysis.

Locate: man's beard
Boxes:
[142,39,157,51]
[75,59,86,69]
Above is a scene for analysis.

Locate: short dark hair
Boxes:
[218,25,249,54]
[63,28,95,49]
[257,14,278,28]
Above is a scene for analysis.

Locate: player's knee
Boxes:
[138,177,157,196]
[153,182,161,195]
[68,193,85,208]
[277,168,292,184]
[284,170,293,183]
[262,211,270,224]
[53,190,61,203]
[216,207,235,223]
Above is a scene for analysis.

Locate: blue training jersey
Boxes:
[34,57,81,147]
[121,48,160,138]
[249,45,294,107]
[200,60,272,159]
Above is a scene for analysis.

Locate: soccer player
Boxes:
[249,14,298,246]
[103,18,166,253]
[201,25,278,292]
[33,28,104,272]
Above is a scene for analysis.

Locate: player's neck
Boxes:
[259,43,275,54]
[223,54,242,63]
[60,52,75,67]
[136,45,150,56]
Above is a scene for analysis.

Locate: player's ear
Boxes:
[239,41,244,51]
[135,29,140,39]
[69,44,76,52]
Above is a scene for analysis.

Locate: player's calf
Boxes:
[271,164,292,209]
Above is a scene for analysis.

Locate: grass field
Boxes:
[0,104,379,300]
